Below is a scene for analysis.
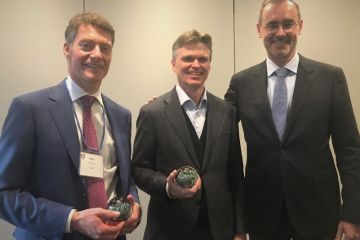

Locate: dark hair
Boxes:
[65,11,115,45]
[172,29,212,60]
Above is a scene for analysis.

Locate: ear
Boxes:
[171,58,176,72]
[256,23,262,38]
[298,19,304,35]
[63,42,71,57]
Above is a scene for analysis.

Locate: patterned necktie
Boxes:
[79,95,107,208]
[272,68,288,141]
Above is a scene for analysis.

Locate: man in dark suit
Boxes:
[225,1,360,239]
[132,30,247,240]
[0,12,141,240]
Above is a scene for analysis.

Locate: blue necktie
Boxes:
[272,68,288,141]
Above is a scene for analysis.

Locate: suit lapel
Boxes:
[48,81,81,175]
[163,89,200,169]
[202,93,222,169]
[283,56,315,142]
[252,62,281,143]
[103,96,130,197]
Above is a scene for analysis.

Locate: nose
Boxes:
[274,25,287,35]
[191,59,201,68]
[90,45,102,59]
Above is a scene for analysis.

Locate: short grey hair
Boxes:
[258,0,301,23]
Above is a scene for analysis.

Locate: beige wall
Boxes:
[0,0,359,239]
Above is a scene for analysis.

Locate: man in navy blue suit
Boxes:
[0,12,141,239]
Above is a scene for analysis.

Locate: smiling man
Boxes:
[0,12,141,240]
[225,0,360,240]
[132,30,247,240]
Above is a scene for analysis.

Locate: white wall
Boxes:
[0,0,359,239]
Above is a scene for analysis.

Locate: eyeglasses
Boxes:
[263,21,298,33]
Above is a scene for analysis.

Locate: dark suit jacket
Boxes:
[132,88,247,240]
[0,80,139,240]
[225,55,360,236]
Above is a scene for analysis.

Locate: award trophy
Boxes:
[175,166,199,188]
[107,197,132,221]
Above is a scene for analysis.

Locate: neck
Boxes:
[71,78,100,95]
[182,85,205,106]
[269,52,296,67]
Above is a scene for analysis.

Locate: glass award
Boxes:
[107,197,132,221]
[175,166,199,188]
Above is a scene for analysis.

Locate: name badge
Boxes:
[79,151,104,178]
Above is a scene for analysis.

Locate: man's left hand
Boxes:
[233,233,247,240]
[336,220,360,240]
[120,194,142,235]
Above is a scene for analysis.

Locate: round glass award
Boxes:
[107,197,132,221]
[175,166,199,188]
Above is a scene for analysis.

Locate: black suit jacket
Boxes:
[132,88,246,240]
[225,55,360,236]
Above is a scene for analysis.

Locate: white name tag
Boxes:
[79,152,104,178]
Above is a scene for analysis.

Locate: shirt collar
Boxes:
[266,52,299,77]
[65,76,104,106]
[175,84,207,108]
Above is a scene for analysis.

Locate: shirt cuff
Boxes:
[65,209,76,233]
[165,182,176,199]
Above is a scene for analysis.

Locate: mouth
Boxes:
[187,71,202,77]
[85,63,104,70]
[271,40,289,49]
[271,36,290,48]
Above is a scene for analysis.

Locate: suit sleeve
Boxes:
[330,68,360,223]
[225,75,241,123]
[0,97,72,238]
[227,105,248,233]
[132,106,168,203]
[124,112,140,204]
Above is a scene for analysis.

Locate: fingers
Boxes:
[167,170,178,183]
[96,208,121,221]
[167,169,201,199]
[335,222,343,240]
[71,209,126,239]
[125,194,135,205]
[191,177,201,191]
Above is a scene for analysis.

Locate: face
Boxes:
[171,42,211,92]
[63,24,113,93]
[257,1,303,66]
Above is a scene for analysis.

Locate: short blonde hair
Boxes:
[172,30,212,60]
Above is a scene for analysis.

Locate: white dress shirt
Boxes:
[175,84,207,139]
[64,77,118,232]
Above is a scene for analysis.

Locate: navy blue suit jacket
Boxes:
[0,80,138,239]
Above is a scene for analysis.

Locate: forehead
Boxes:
[75,24,112,45]
[261,2,299,23]
[176,42,210,56]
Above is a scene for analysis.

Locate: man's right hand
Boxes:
[167,169,201,199]
[71,208,125,239]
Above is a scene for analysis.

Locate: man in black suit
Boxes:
[132,30,247,240]
[225,0,360,239]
